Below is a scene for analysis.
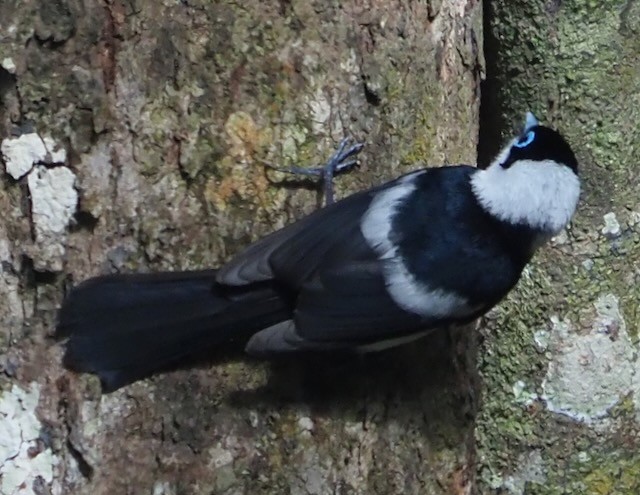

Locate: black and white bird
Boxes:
[57,113,580,391]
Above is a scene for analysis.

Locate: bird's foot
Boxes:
[264,137,365,205]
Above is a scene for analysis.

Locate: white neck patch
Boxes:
[471,158,580,234]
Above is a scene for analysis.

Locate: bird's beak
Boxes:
[524,112,539,131]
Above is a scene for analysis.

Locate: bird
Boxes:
[56,113,580,392]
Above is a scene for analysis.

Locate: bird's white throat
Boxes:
[471,159,580,234]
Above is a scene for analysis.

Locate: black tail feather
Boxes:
[57,270,289,391]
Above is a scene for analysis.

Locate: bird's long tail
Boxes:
[56,270,289,391]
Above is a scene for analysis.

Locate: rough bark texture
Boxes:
[0,1,483,494]
[477,1,640,493]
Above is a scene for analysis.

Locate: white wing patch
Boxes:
[360,172,473,318]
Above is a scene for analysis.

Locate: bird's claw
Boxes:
[264,137,365,205]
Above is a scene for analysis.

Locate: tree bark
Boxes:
[0,1,483,494]
[477,1,640,493]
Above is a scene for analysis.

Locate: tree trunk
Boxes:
[0,1,483,494]
[477,1,640,493]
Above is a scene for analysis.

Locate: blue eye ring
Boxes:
[514,130,535,148]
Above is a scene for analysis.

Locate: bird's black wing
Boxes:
[240,220,429,353]
[291,233,427,344]
[218,172,434,348]
[216,180,385,288]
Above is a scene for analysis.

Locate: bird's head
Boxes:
[471,112,580,236]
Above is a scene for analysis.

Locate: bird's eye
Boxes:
[514,130,535,148]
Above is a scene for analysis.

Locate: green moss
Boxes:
[545,451,640,494]
[476,264,555,481]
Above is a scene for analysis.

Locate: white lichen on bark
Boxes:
[0,383,57,495]
[1,133,66,180]
[541,294,637,423]
[27,166,78,272]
